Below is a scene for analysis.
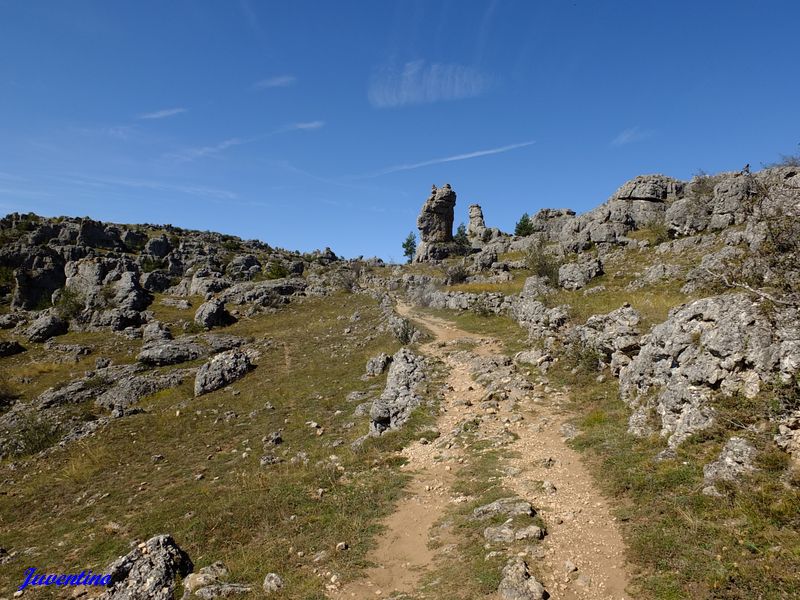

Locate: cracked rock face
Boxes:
[415,184,458,262]
[100,534,193,600]
[498,557,548,600]
[702,437,757,495]
[369,348,426,435]
[194,349,254,396]
[619,294,800,448]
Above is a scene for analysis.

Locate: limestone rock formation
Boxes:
[497,557,548,600]
[194,349,254,396]
[467,204,503,246]
[369,348,426,435]
[414,184,460,262]
[100,534,193,600]
[194,299,234,329]
[619,294,800,448]
[26,313,68,342]
[702,437,757,495]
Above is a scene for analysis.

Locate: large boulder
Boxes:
[558,257,603,290]
[369,348,426,435]
[194,349,253,396]
[9,247,66,310]
[100,534,193,600]
[194,299,234,329]
[26,313,68,342]
[63,257,151,312]
[619,294,800,448]
[138,339,205,366]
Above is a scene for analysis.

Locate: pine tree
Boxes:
[402,232,417,263]
[514,212,534,237]
[454,222,469,250]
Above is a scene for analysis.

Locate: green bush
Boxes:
[524,238,561,286]
[54,287,85,319]
[15,414,62,456]
[266,262,290,279]
[402,232,417,263]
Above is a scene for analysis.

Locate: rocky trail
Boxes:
[332,304,631,599]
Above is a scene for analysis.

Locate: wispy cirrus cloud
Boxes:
[165,121,323,162]
[61,174,238,201]
[138,107,186,120]
[290,120,324,131]
[354,140,535,179]
[611,126,652,147]
[166,138,246,162]
[368,60,490,108]
[254,75,296,89]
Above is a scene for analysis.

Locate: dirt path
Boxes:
[331,304,631,599]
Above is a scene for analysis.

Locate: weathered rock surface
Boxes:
[138,339,205,366]
[100,534,193,600]
[369,348,426,435]
[619,294,800,447]
[194,349,253,396]
[572,304,641,374]
[702,437,757,495]
[472,497,535,520]
[415,184,460,262]
[558,257,603,290]
[194,299,234,329]
[497,557,548,600]
[0,340,24,357]
[365,353,392,377]
[26,313,68,342]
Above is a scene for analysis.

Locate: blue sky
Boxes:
[1,1,798,260]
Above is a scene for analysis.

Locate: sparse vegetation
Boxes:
[524,237,561,286]
[265,261,289,279]
[54,287,85,319]
[402,231,417,263]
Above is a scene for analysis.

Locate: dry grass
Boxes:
[0,293,445,598]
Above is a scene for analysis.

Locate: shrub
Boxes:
[638,220,670,245]
[266,262,290,279]
[15,414,62,456]
[563,337,603,374]
[54,287,85,319]
[446,263,469,285]
[0,378,18,408]
[524,237,561,286]
[514,213,535,237]
[690,169,718,197]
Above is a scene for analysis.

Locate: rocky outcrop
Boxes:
[529,208,576,242]
[369,348,426,435]
[365,353,392,377]
[559,174,684,252]
[0,340,25,357]
[572,304,642,374]
[702,437,757,495]
[619,294,800,448]
[96,370,191,417]
[558,257,603,290]
[497,557,547,600]
[415,184,460,262]
[194,299,234,329]
[100,534,193,600]
[26,313,68,342]
[467,204,503,246]
[194,349,254,396]
[138,339,205,366]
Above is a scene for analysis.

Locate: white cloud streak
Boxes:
[138,107,186,120]
[165,122,324,162]
[62,175,238,201]
[368,60,489,108]
[611,127,652,147]
[354,140,535,179]
[290,120,324,131]
[254,75,296,89]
